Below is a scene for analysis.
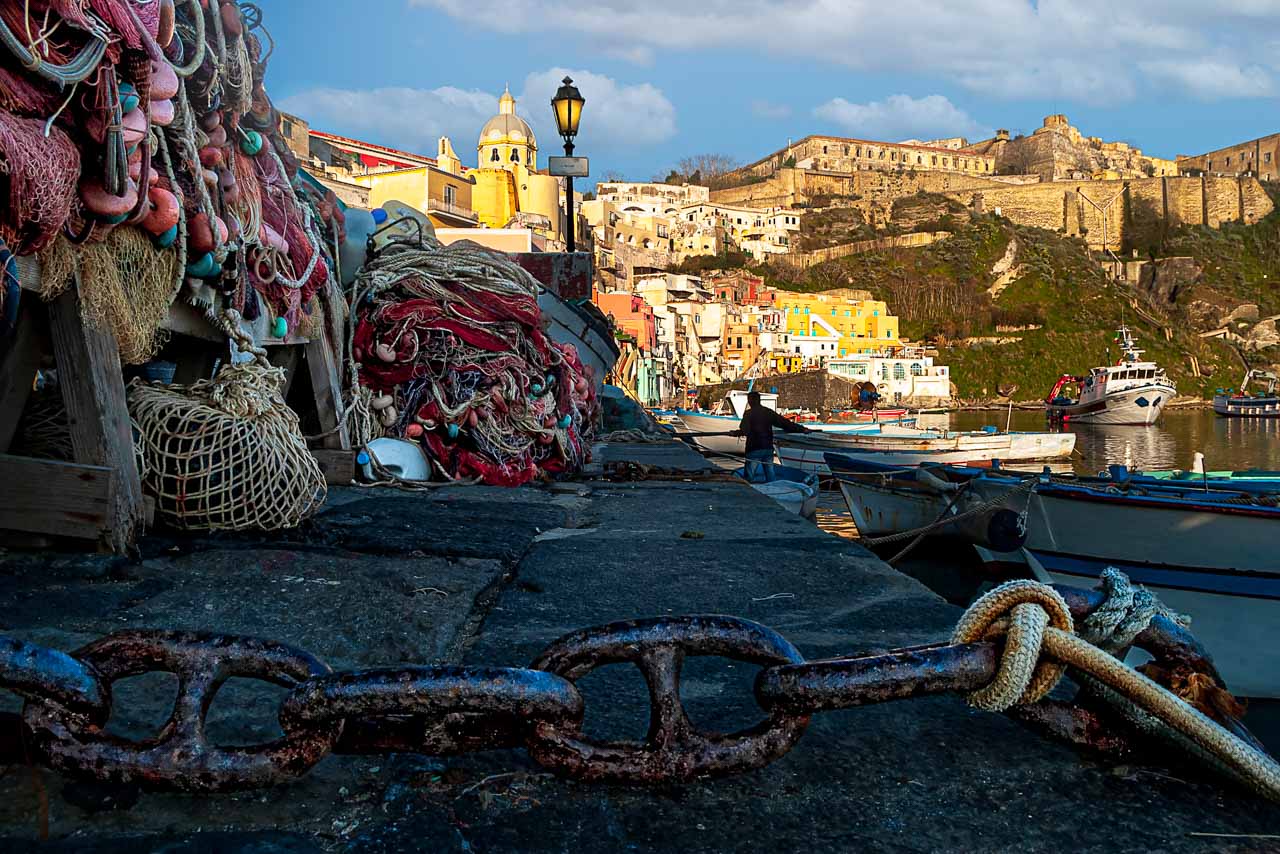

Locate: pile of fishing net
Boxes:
[128,360,327,531]
[0,0,338,363]
[353,239,599,487]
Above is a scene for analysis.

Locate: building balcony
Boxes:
[427,197,479,224]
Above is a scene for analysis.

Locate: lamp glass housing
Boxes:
[551,77,584,140]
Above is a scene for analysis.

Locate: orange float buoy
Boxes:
[140,186,180,235]
[220,2,243,37]
[188,212,216,254]
[80,177,138,219]
[199,146,225,169]
[122,108,147,148]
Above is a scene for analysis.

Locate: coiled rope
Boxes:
[953,579,1280,801]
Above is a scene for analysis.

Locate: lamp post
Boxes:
[550,76,584,253]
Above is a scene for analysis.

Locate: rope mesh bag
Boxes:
[128,360,327,531]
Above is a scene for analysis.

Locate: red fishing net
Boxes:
[0,114,80,253]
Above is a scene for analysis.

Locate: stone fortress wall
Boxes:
[1177,133,1280,182]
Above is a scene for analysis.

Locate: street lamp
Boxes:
[551,76,584,252]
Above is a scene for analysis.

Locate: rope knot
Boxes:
[951,580,1074,712]
[1081,568,1189,655]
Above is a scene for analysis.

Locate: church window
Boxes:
[511,149,520,163]
[490,148,500,162]
[910,363,923,376]
[932,155,937,165]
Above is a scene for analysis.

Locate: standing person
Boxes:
[735,391,812,482]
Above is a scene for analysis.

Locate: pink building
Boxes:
[595,292,657,352]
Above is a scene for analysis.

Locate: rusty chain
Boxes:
[0,585,1266,792]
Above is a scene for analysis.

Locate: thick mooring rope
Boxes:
[953,580,1280,801]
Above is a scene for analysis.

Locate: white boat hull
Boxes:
[974,487,1280,698]
[837,478,956,537]
[676,411,887,456]
[777,431,1076,475]
[753,479,820,518]
[1048,383,1174,425]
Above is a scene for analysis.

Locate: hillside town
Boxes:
[282,92,1277,409]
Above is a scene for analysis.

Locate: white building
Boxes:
[827,349,953,404]
[680,202,801,260]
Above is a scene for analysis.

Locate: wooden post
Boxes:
[304,332,349,450]
[47,287,144,553]
[0,299,46,451]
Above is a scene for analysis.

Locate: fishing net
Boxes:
[128,360,327,531]
[0,115,80,253]
[353,240,598,487]
[38,226,180,364]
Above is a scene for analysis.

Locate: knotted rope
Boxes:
[953,579,1280,801]
[1079,568,1190,655]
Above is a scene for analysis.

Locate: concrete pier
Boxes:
[1,441,1277,851]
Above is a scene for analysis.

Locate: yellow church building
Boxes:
[461,86,571,249]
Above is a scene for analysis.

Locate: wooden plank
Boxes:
[0,299,47,451]
[304,333,350,450]
[269,344,302,399]
[310,448,355,485]
[48,287,144,553]
[0,455,115,542]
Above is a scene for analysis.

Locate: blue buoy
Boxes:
[118,83,140,115]
[370,208,388,224]
[153,224,179,248]
[239,129,263,156]
[558,414,572,429]
[356,451,371,465]
[272,316,288,338]
[186,252,219,278]
[447,423,460,439]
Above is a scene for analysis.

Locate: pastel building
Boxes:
[770,292,900,360]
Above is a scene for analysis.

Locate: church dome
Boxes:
[479,86,536,147]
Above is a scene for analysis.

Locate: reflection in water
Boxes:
[948,409,1280,475]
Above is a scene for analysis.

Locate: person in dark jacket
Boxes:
[735,391,812,481]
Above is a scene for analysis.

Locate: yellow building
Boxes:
[771,292,900,357]
[350,156,478,229]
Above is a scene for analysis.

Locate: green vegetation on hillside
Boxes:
[761,209,1242,400]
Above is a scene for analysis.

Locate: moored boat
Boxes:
[1213,369,1280,418]
[775,426,1076,475]
[677,390,906,455]
[1045,325,1175,425]
[969,471,1280,698]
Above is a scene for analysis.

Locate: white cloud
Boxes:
[1140,60,1275,100]
[279,69,676,160]
[279,86,495,156]
[751,100,792,120]
[412,0,1280,104]
[814,94,991,142]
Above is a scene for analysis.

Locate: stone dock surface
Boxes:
[1,441,1278,852]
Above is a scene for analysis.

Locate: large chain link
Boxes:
[0,588,1258,792]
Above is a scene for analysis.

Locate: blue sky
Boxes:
[267,0,1280,181]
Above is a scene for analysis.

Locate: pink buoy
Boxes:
[122,108,147,148]
[149,59,180,100]
[157,0,175,46]
[205,124,228,148]
[212,215,228,247]
[140,186,180,235]
[81,177,138,219]
[404,423,424,439]
[259,222,290,254]
[199,111,222,133]
[200,146,225,169]
[150,98,174,127]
